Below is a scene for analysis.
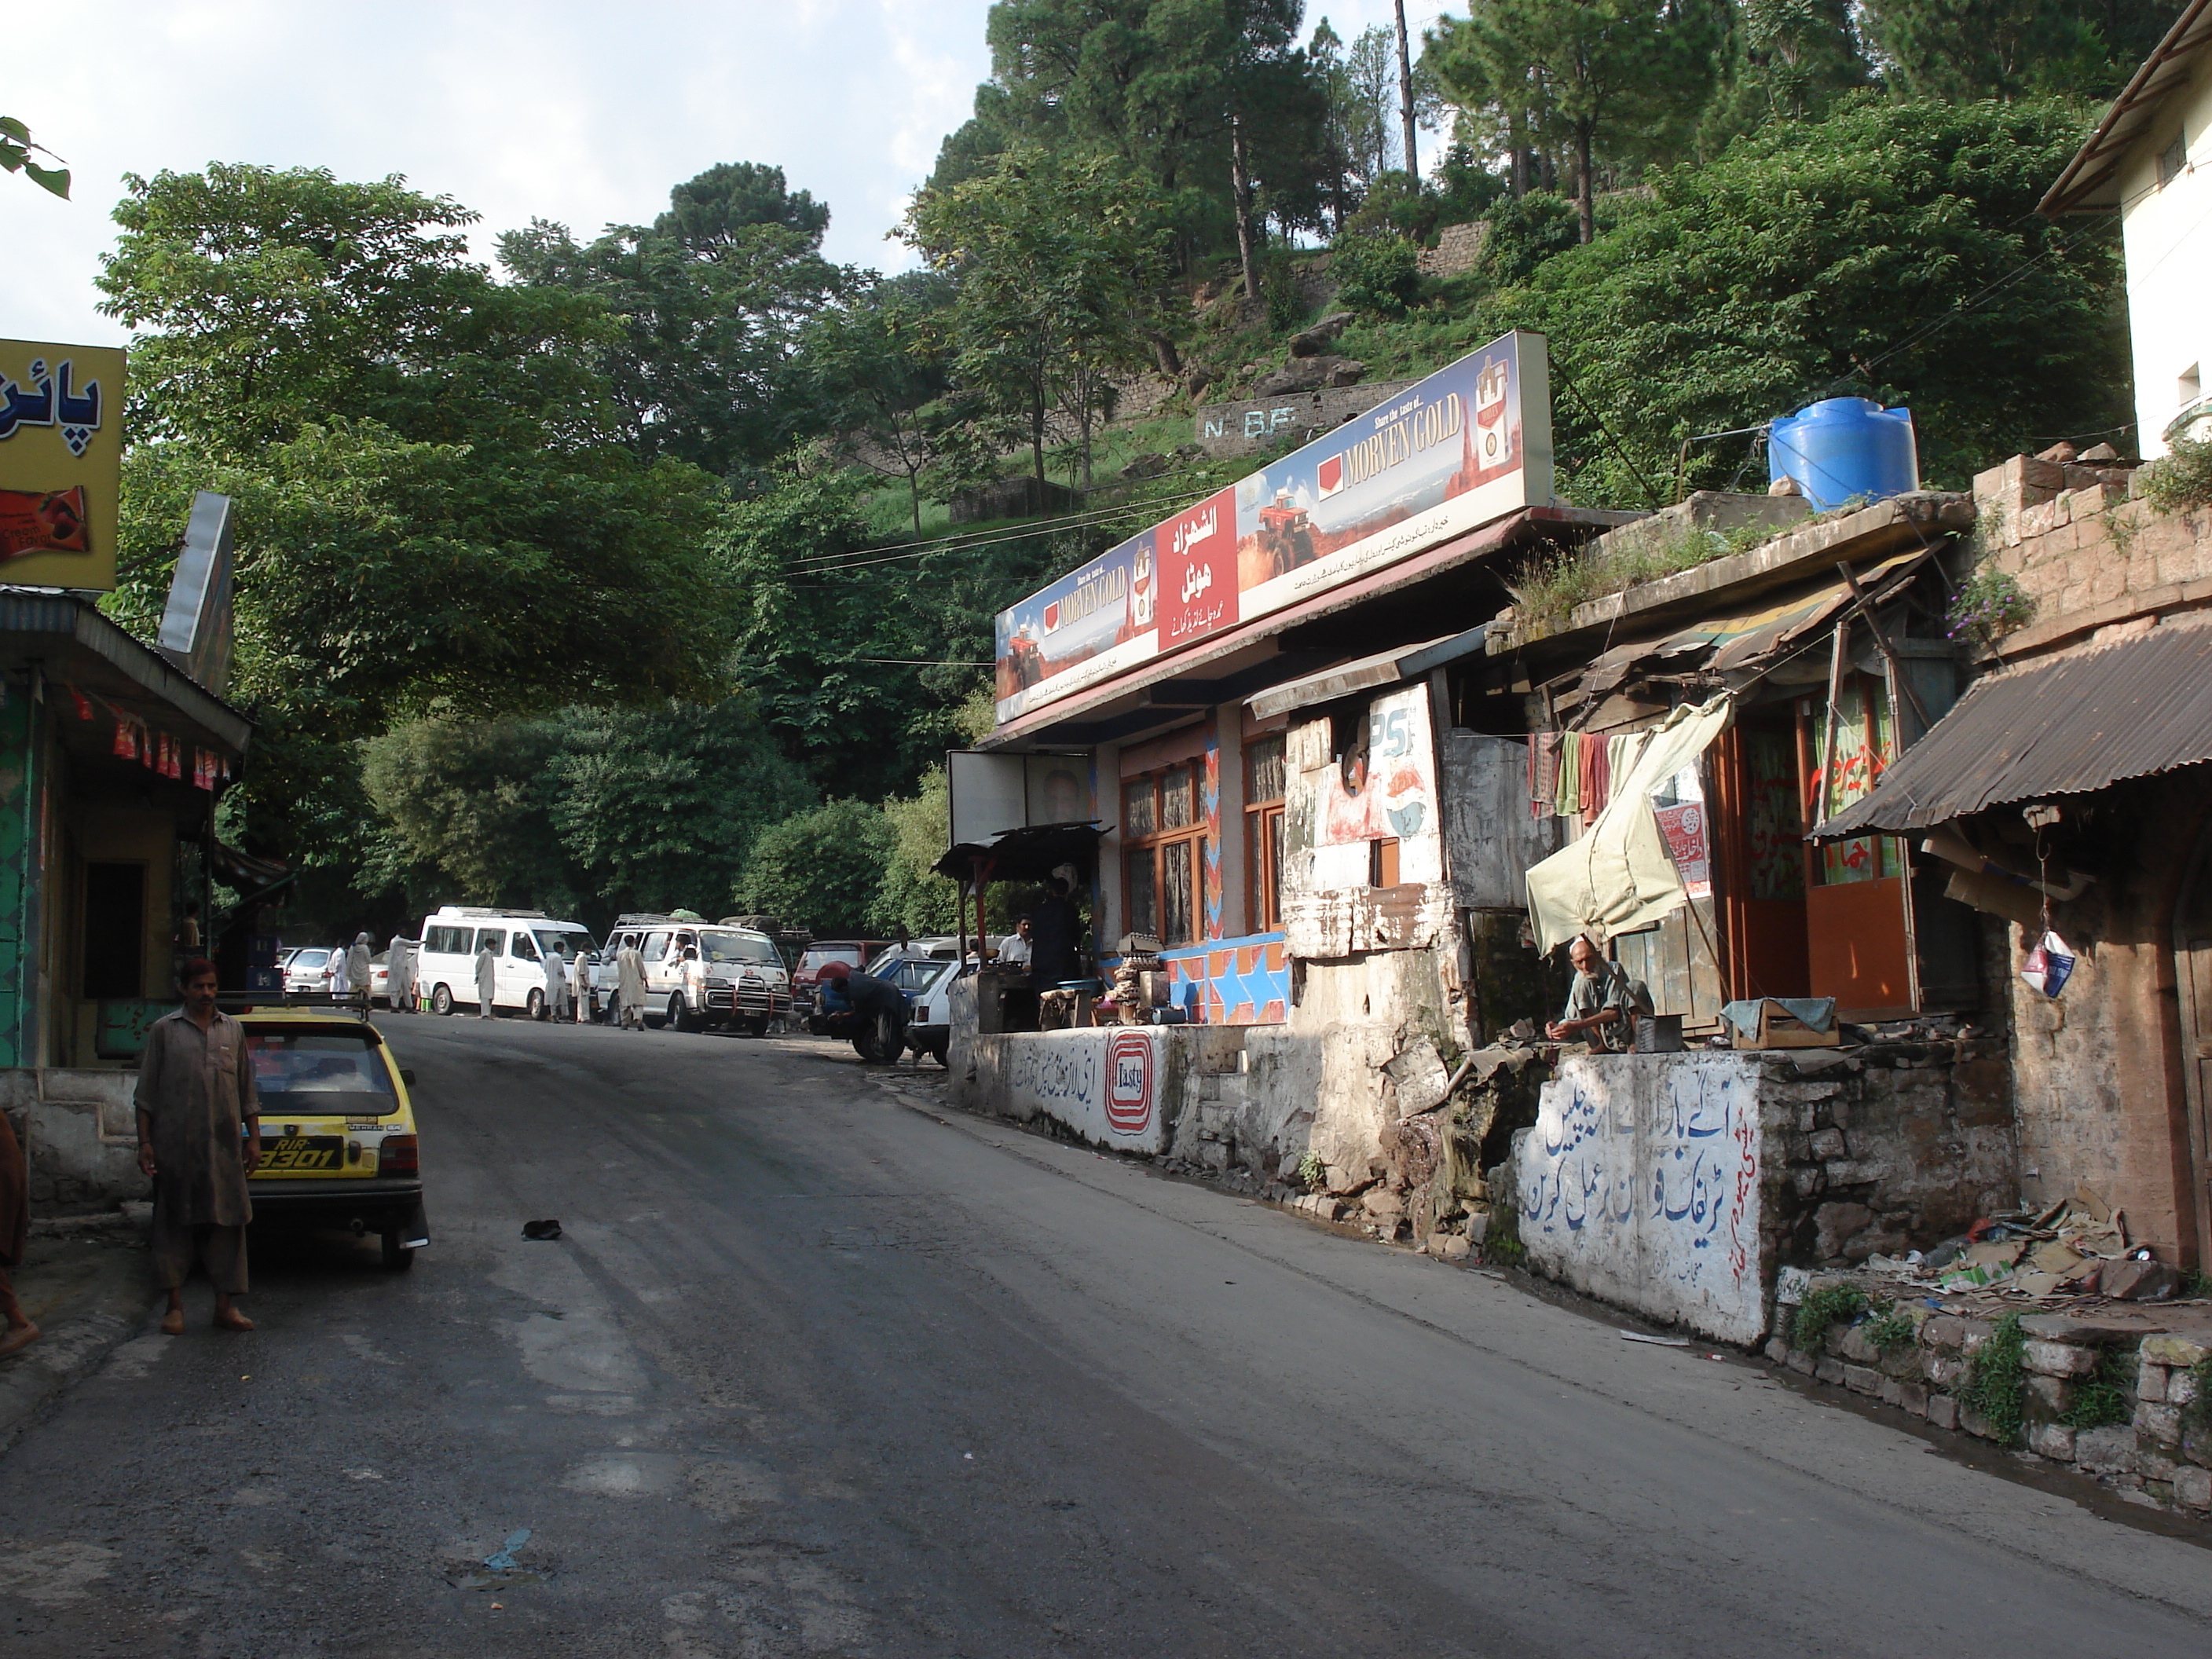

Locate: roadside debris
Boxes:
[521,1219,562,1241]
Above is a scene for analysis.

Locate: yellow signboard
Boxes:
[0,339,126,591]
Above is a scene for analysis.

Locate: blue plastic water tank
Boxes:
[1768,397,1918,513]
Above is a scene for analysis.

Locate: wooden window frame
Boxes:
[1244,734,1286,932]
[1123,765,1207,947]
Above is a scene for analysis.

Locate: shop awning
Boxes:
[935,822,1108,884]
[1811,621,2212,839]
[1562,551,1928,705]
[1244,626,1492,720]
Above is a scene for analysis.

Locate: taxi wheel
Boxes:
[430,983,453,1016]
[379,1227,416,1271]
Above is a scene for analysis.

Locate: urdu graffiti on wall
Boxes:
[1517,1056,1764,1343]
[1003,1029,1170,1153]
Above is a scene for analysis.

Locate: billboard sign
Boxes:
[995,331,1551,722]
[0,339,126,591]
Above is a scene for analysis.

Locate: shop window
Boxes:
[1369,837,1401,888]
[82,862,145,999]
[1806,676,1902,886]
[1124,764,1207,946]
[1245,734,1285,930]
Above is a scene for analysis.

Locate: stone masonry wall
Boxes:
[1763,1043,2018,1268]
[1974,452,2212,657]
[1768,1302,2212,1518]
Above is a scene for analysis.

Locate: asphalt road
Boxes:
[2,1016,2209,1658]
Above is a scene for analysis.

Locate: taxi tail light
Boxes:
[379,1134,419,1176]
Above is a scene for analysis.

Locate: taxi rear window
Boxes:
[247,1031,398,1118]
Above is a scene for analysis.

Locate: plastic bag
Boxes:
[2020,929,2075,998]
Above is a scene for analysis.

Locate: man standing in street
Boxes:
[346,932,373,1010]
[542,939,569,1022]
[617,938,647,1030]
[389,938,416,1013]
[136,959,260,1335]
[475,936,498,1019]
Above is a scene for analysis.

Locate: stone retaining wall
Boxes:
[1768,1302,2211,1516]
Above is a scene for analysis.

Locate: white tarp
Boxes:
[1525,695,1731,951]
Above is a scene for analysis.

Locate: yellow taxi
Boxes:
[236,1002,429,1270]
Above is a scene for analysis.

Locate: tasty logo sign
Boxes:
[1105,1031,1154,1133]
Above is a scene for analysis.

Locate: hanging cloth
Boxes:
[1525,695,1734,951]
[1579,731,1610,826]
[1529,731,1561,819]
[1554,731,1581,818]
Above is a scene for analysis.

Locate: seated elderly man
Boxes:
[1546,933,1635,1050]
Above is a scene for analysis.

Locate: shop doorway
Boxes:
[2173,827,2212,1269]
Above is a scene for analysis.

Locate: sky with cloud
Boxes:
[5,0,1437,352]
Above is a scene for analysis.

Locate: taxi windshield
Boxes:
[247,1030,398,1118]
[700,933,779,965]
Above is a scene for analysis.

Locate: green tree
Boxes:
[361,716,574,912]
[101,164,607,451]
[1,116,68,197]
[902,147,1173,489]
[497,161,850,480]
[1701,0,1873,140]
[97,165,736,888]
[803,272,959,533]
[932,0,1328,272]
[546,698,817,915]
[872,767,966,938]
[1427,0,1725,242]
[1860,0,2174,101]
[1481,96,2129,500]
[734,800,896,935]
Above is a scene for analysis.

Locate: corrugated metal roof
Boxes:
[1811,621,2212,838]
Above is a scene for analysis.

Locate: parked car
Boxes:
[903,958,965,1065]
[414,906,597,1017]
[790,940,892,1025]
[591,915,791,1034]
[805,945,959,1039]
[241,1005,427,1270]
[281,947,335,994]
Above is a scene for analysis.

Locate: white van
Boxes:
[591,914,789,1034]
[415,906,597,1017]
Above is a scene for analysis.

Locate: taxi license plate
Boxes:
[256,1136,347,1174]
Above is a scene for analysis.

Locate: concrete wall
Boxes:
[2,1066,148,1213]
[958,1027,1235,1157]
[1997,769,2212,1262]
[2116,66,2211,458]
[1513,1053,1775,1345]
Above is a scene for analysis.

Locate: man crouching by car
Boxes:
[816,960,908,1064]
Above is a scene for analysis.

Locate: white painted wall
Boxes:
[1000,1027,1177,1155]
[2119,62,2212,458]
[1514,1053,1768,1345]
